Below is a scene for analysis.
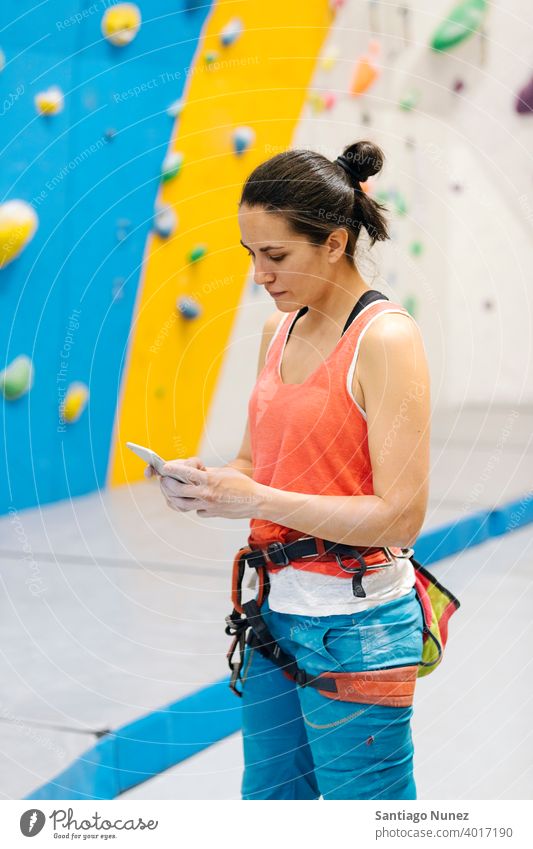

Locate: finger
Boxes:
[170,497,207,512]
[161,462,207,485]
[187,456,207,470]
[161,477,205,500]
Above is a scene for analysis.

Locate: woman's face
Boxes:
[238,204,343,311]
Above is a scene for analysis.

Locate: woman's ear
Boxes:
[325,227,349,263]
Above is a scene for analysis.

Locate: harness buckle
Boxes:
[265,541,290,567]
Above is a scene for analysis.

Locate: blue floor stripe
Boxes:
[27,492,533,800]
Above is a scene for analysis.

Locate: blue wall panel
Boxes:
[0,1,213,514]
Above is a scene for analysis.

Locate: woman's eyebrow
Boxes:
[239,239,285,252]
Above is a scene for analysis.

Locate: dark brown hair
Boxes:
[239,140,389,261]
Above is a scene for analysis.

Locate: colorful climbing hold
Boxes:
[187,244,208,264]
[167,98,184,118]
[0,200,38,269]
[34,86,64,116]
[515,74,533,115]
[177,296,202,319]
[308,92,326,114]
[431,0,487,52]
[350,43,380,96]
[112,278,126,301]
[204,50,219,64]
[61,382,89,424]
[409,241,424,258]
[330,0,346,10]
[0,48,5,72]
[452,79,465,93]
[161,151,184,182]
[323,92,337,110]
[101,4,141,47]
[154,385,166,399]
[153,204,177,238]
[220,17,243,47]
[403,295,417,317]
[0,355,34,400]
[399,89,419,111]
[393,192,408,216]
[232,126,255,156]
[320,46,340,70]
[116,218,131,241]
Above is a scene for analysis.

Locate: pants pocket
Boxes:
[320,623,363,672]
[359,609,423,670]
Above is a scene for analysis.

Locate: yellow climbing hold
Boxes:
[0,201,38,269]
[101,4,141,46]
[61,382,89,424]
[35,85,64,115]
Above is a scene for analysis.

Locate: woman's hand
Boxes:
[144,455,206,480]
[158,464,264,519]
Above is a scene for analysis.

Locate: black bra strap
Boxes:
[287,289,389,342]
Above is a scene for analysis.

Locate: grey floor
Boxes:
[0,403,531,800]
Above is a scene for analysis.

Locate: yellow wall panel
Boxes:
[109,0,332,485]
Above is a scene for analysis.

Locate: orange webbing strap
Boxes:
[231,546,269,614]
[314,666,418,708]
[231,547,252,614]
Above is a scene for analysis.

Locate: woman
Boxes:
[150,140,431,800]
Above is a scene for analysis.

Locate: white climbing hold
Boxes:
[153,204,177,238]
[101,4,141,47]
[161,151,183,182]
[34,86,64,116]
[220,17,243,47]
[167,98,184,118]
[233,126,255,156]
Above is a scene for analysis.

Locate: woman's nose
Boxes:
[253,267,276,286]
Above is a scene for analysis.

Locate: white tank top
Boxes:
[266,555,416,616]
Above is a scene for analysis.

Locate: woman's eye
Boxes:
[269,255,286,262]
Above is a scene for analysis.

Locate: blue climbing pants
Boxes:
[240,588,424,800]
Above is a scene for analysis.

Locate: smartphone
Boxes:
[126,442,190,484]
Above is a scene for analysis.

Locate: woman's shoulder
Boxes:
[360,302,421,343]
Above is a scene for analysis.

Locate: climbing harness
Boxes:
[225,535,460,703]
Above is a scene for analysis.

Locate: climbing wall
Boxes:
[0,0,332,513]
[2,1,532,513]
[201,0,533,465]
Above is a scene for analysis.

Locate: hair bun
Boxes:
[337,140,384,184]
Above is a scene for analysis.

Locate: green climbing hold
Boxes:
[431,0,487,52]
[399,90,419,111]
[403,295,417,317]
[375,189,389,205]
[187,244,208,263]
[394,193,408,216]
[409,241,424,257]
[0,354,34,400]
[161,151,183,182]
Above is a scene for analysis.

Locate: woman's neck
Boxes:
[302,268,371,335]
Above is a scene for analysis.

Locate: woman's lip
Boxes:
[270,291,287,297]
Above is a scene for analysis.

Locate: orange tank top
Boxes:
[247,297,413,565]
